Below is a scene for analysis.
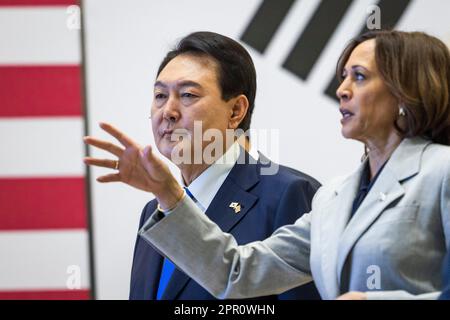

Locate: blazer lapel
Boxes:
[318,167,362,298]
[336,169,405,288]
[336,137,431,289]
[162,149,259,299]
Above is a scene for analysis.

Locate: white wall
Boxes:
[82,0,450,299]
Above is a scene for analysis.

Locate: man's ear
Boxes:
[229,94,249,129]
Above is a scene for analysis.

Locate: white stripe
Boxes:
[0,117,85,177]
[0,7,81,65]
[0,230,90,290]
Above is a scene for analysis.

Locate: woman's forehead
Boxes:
[345,39,376,70]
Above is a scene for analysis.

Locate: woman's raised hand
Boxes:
[83,122,184,210]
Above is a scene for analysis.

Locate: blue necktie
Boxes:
[156,187,196,300]
[184,187,198,205]
[156,258,176,300]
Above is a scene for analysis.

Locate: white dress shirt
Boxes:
[184,142,241,212]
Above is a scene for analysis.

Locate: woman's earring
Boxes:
[399,107,406,117]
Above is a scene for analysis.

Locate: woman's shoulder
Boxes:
[425,141,450,154]
[423,142,450,168]
[417,142,450,185]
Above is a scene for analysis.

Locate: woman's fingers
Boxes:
[83,136,123,157]
[83,157,118,170]
[99,122,135,148]
[97,173,121,183]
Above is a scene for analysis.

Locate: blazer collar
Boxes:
[334,137,432,291]
[332,136,431,196]
[385,136,431,182]
[162,148,260,299]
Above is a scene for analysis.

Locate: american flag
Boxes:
[0,0,91,299]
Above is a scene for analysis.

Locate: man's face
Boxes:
[151,54,234,162]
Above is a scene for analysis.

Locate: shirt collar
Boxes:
[184,142,241,211]
[358,160,388,193]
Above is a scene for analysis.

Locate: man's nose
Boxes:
[162,96,180,123]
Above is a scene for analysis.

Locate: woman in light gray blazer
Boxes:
[85,30,450,299]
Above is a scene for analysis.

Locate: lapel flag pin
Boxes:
[229,202,241,214]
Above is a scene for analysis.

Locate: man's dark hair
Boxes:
[157,31,257,132]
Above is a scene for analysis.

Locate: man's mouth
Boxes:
[161,128,189,141]
[162,129,173,137]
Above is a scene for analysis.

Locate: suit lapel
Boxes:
[131,200,166,300]
[145,251,164,299]
[206,180,258,233]
[161,267,191,299]
[162,149,259,299]
[207,149,259,232]
[131,238,165,299]
[162,188,259,299]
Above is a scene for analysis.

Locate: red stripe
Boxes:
[0,0,78,5]
[0,177,87,230]
[0,66,82,117]
[0,289,90,300]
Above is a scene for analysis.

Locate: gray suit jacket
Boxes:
[139,137,450,299]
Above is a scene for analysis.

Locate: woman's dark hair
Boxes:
[157,31,257,132]
[336,30,450,145]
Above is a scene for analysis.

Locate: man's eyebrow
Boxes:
[154,81,167,88]
[178,80,202,89]
[154,80,202,89]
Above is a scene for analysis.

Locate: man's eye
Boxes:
[155,93,167,99]
[181,93,197,98]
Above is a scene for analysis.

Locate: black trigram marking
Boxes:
[241,0,296,54]
[241,0,412,102]
[283,0,354,81]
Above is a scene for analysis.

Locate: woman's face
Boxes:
[336,39,399,144]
